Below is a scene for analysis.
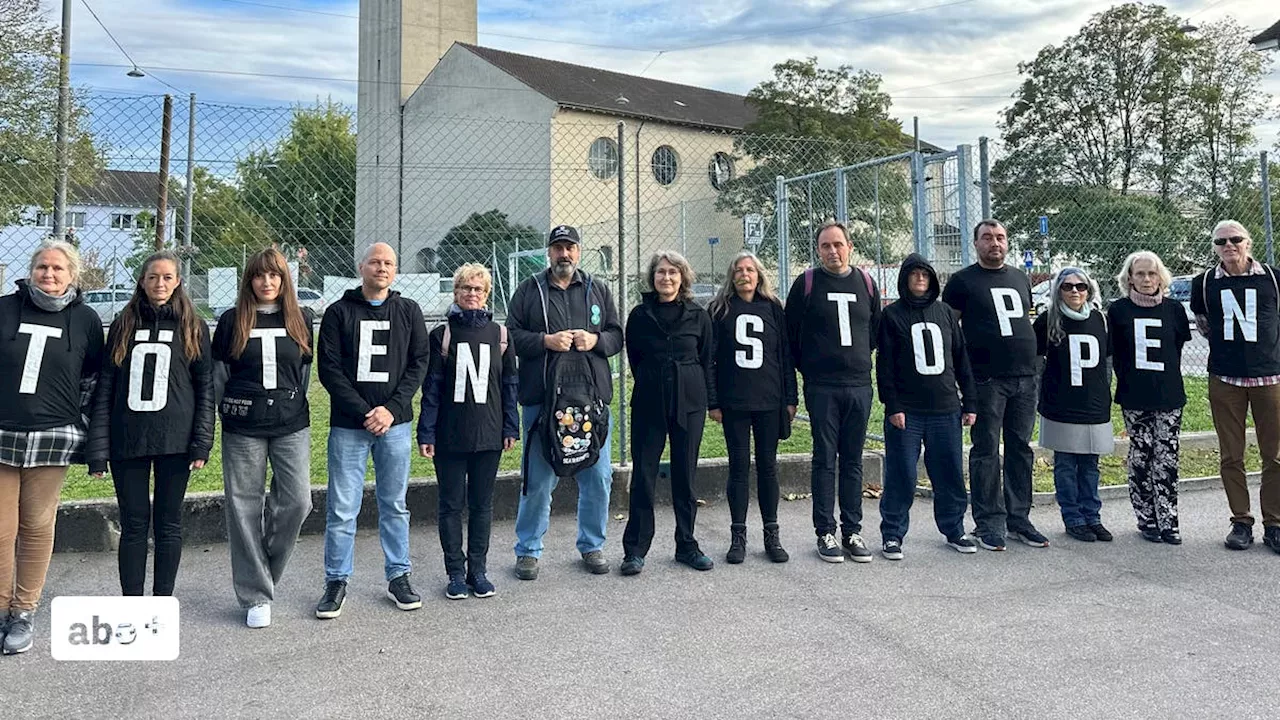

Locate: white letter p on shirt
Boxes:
[357,320,390,383]
[990,288,1024,337]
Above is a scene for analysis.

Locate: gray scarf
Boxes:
[28,283,78,313]
[1060,302,1092,321]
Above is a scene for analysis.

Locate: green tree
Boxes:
[0,0,103,223]
[437,210,541,311]
[237,101,355,281]
[178,167,275,275]
[716,57,913,264]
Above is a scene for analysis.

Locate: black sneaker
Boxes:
[387,573,423,611]
[1066,525,1097,542]
[817,533,844,563]
[977,534,1006,552]
[315,579,347,619]
[467,573,496,599]
[445,574,469,600]
[946,535,978,554]
[1010,526,1051,548]
[1088,523,1114,542]
[1,611,32,655]
[1264,526,1280,554]
[620,555,645,576]
[676,549,714,571]
[1225,522,1254,550]
[1140,527,1163,543]
[842,533,873,563]
[1161,529,1183,545]
[882,539,904,561]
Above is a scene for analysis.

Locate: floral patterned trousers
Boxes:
[1122,409,1183,533]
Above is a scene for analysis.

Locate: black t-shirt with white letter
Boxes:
[941,264,1037,380]
[1106,298,1189,412]
[1189,266,1280,378]
[1034,311,1111,424]
[784,268,881,387]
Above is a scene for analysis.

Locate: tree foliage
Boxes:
[437,209,541,310]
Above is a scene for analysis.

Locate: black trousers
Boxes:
[722,409,782,526]
[624,409,706,558]
[433,450,501,577]
[111,453,191,596]
[805,384,873,537]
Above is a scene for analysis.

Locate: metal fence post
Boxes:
[775,175,788,289]
[911,151,927,255]
[979,136,991,221]
[835,168,848,224]
[1262,150,1274,266]
[957,144,972,268]
[616,121,628,466]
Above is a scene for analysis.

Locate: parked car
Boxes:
[1168,274,1196,322]
[690,283,719,308]
[1030,279,1052,316]
[84,289,133,324]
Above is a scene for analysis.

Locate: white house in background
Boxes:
[0,169,177,292]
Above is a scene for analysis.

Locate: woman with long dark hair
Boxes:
[621,250,717,575]
[706,252,795,563]
[211,248,315,628]
[87,250,215,596]
[0,241,104,655]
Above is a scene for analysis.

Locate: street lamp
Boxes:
[127,66,145,78]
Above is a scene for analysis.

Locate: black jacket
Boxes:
[876,254,977,416]
[417,306,520,451]
[212,306,315,438]
[0,281,104,432]
[87,302,215,472]
[626,293,716,428]
[708,293,797,412]
[318,288,430,430]
[506,269,623,406]
[784,266,881,387]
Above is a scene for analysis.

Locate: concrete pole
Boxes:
[52,0,72,240]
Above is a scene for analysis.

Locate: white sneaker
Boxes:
[247,603,271,629]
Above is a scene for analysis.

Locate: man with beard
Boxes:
[507,225,624,579]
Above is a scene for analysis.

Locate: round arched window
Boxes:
[651,145,679,186]
[708,152,734,190]
[588,137,619,179]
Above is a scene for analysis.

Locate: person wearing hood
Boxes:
[417,264,518,600]
[1034,267,1114,543]
[212,247,316,629]
[1108,251,1190,545]
[621,251,717,575]
[0,240,104,655]
[86,250,214,600]
[316,242,430,619]
[875,255,979,560]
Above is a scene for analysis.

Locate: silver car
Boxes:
[84,289,133,324]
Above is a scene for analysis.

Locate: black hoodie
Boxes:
[876,254,977,416]
[87,302,215,472]
[625,293,716,426]
[0,280,104,432]
[318,287,430,430]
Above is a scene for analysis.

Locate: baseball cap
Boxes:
[548,224,581,246]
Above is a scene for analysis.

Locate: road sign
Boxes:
[1039,215,1049,235]
[1023,249,1034,270]
[707,236,720,246]
[743,214,764,246]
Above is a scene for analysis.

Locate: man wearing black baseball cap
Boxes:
[506,225,623,579]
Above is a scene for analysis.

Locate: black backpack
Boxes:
[532,272,610,478]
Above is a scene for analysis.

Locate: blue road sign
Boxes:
[707,236,720,246]
[1023,249,1034,269]
[1039,215,1049,235]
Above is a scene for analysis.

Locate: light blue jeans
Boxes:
[513,404,613,559]
[324,422,412,582]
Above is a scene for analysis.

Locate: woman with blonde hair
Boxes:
[1107,251,1190,544]
[1034,267,1114,542]
[621,251,716,574]
[706,252,795,563]
[211,247,315,628]
[417,264,518,600]
[87,249,215,599]
[0,241,104,654]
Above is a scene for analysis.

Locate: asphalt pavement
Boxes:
[6,484,1278,719]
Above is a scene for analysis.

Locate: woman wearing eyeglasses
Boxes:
[1033,268,1113,542]
[1189,221,1280,554]
[417,264,518,599]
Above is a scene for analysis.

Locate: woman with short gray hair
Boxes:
[0,241,105,655]
[1108,251,1190,544]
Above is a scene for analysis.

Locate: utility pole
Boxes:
[156,95,172,250]
[52,0,72,240]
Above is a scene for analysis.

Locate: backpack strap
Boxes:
[858,266,875,300]
[803,268,814,298]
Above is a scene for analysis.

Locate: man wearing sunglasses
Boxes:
[1190,220,1280,555]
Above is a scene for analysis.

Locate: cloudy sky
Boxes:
[62,0,1280,151]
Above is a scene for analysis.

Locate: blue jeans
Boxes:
[514,404,613,559]
[324,423,412,583]
[879,412,968,542]
[1053,452,1102,528]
